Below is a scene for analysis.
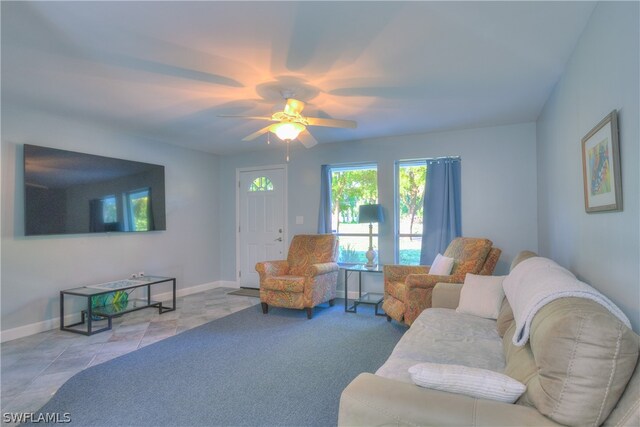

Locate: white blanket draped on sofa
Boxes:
[503,256,631,346]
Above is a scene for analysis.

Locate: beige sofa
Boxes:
[338,251,640,426]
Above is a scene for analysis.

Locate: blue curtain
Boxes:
[420,158,461,265]
[317,165,333,233]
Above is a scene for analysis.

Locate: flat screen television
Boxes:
[24,144,166,236]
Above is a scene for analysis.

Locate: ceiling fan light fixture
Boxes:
[273,122,305,141]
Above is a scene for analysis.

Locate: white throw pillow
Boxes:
[456,273,506,319]
[409,362,526,403]
[429,253,454,275]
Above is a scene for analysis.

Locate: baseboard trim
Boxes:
[0,280,240,343]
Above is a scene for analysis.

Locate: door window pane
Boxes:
[249,177,274,192]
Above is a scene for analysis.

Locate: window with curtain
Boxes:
[330,164,378,264]
[395,160,427,264]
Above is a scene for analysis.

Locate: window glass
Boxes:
[396,162,427,265]
[398,236,423,265]
[330,165,378,264]
[249,177,274,192]
[128,189,150,231]
[102,195,117,223]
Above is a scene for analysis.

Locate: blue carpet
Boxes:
[35,301,406,426]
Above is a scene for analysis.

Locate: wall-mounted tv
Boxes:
[24,144,166,236]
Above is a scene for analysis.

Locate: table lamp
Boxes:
[358,204,384,268]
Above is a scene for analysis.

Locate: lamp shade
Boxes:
[358,204,384,224]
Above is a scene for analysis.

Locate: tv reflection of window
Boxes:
[126,188,154,231]
[90,195,120,232]
[102,195,117,223]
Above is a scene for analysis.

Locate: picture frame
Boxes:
[581,110,622,213]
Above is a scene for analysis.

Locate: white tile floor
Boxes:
[0,287,258,416]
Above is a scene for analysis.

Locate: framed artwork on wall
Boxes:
[581,110,622,213]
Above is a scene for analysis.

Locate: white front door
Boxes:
[237,166,286,288]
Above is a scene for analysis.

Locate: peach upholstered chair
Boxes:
[255,234,339,319]
[382,237,501,326]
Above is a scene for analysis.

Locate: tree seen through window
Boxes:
[330,166,378,264]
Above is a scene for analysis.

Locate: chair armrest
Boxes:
[405,273,465,290]
[338,373,561,427]
[304,262,339,277]
[432,282,463,309]
[384,265,430,283]
[255,260,289,279]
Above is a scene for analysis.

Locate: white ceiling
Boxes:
[2,1,596,155]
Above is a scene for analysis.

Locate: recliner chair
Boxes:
[255,234,339,319]
[382,237,501,325]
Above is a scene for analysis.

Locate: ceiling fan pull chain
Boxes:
[267,132,271,145]
[286,140,290,162]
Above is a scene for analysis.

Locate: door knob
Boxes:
[275,237,283,242]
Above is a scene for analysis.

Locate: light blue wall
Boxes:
[219,122,539,293]
[1,107,221,331]
[537,2,639,331]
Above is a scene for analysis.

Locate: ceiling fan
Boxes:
[220,98,357,159]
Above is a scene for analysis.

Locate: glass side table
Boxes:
[60,276,176,336]
[339,264,385,316]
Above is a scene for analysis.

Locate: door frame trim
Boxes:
[235,164,288,285]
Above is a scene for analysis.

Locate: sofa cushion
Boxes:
[503,297,639,426]
[376,308,504,383]
[604,357,640,426]
[497,298,515,338]
[502,323,538,394]
[456,274,505,320]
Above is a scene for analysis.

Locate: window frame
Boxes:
[329,163,380,265]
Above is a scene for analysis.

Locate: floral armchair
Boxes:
[255,234,339,319]
[382,237,501,325]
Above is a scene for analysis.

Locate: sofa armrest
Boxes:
[338,373,561,427]
[305,262,339,277]
[255,260,289,279]
[384,265,430,283]
[432,282,463,309]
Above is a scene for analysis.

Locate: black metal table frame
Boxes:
[60,277,176,336]
[342,266,386,316]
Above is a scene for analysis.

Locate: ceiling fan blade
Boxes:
[218,115,275,121]
[297,130,318,149]
[284,98,305,116]
[242,125,275,141]
[305,117,357,129]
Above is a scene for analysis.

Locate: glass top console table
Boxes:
[339,264,385,316]
[60,276,176,336]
